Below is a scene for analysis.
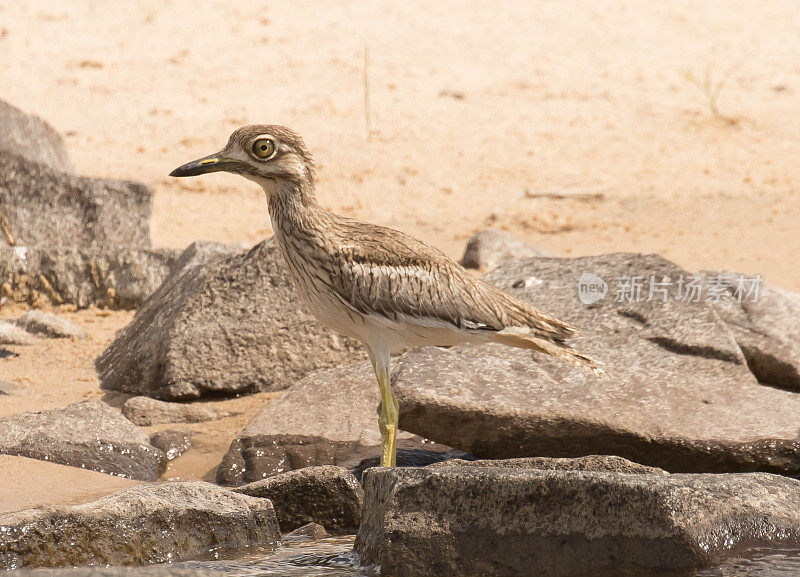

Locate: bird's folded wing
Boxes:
[327,233,575,341]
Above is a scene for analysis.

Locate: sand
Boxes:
[1,1,799,511]
[0,455,140,515]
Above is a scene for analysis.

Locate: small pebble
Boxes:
[282,522,329,542]
[0,380,18,395]
[150,429,193,460]
[0,320,36,345]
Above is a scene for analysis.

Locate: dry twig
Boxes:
[524,189,605,201]
[362,45,372,140]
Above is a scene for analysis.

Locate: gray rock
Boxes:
[234,466,362,533]
[459,229,549,270]
[149,429,192,460]
[705,271,800,392]
[0,245,182,309]
[216,361,454,485]
[355,461,800,576]
[0,400,166,480]
[394,253,800,474]
[0,321,35,346]
[217,362,377,485]
[0,481,279,570]
[97,239,363,400]
[14,310,85,339]
[122,396,233,427]
[0,100,74,173]
[0,152,151,250]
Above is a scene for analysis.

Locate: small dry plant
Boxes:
[685,63,741,124]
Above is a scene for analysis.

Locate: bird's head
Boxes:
[169,125,315,192]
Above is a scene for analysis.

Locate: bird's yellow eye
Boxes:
[251,138,276,159]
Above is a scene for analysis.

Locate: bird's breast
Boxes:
[273,228,366,339]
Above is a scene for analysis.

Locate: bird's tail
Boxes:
[488,328,605,376]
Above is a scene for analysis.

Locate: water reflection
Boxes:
[182,536,373,577]
[694,547,800,577]
[12,538,800,577]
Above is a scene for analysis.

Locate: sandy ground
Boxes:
[1,1,799,511]
[0,303,278,505]
[0,455,140,515]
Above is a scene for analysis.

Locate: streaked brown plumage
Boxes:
[170,125,600,467]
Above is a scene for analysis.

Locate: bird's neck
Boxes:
[263,178,332,246]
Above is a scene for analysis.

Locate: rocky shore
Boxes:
[2,101,800,575]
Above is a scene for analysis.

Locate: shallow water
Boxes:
[11,537,800,577]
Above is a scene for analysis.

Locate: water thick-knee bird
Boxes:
[170,125,601,467]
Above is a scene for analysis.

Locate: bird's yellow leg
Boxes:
[375,363,398,467]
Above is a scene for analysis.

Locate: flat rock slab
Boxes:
[14,310,85,339]
[0,152,151,250]
[0,400,166,480]
[355,458,800,577]
[216,361,455,485]
[97,239,364,400]
[122,396,233,426]
[433,455,668,475]
[0,481,280,570]
[0,100,73,173]
[0,245,182,309]
[460,229,549,270]
[394,253,800,474]
[234,465,363,533]
[0,455,140,515]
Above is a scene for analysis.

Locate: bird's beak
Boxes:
[169,153,232,177]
